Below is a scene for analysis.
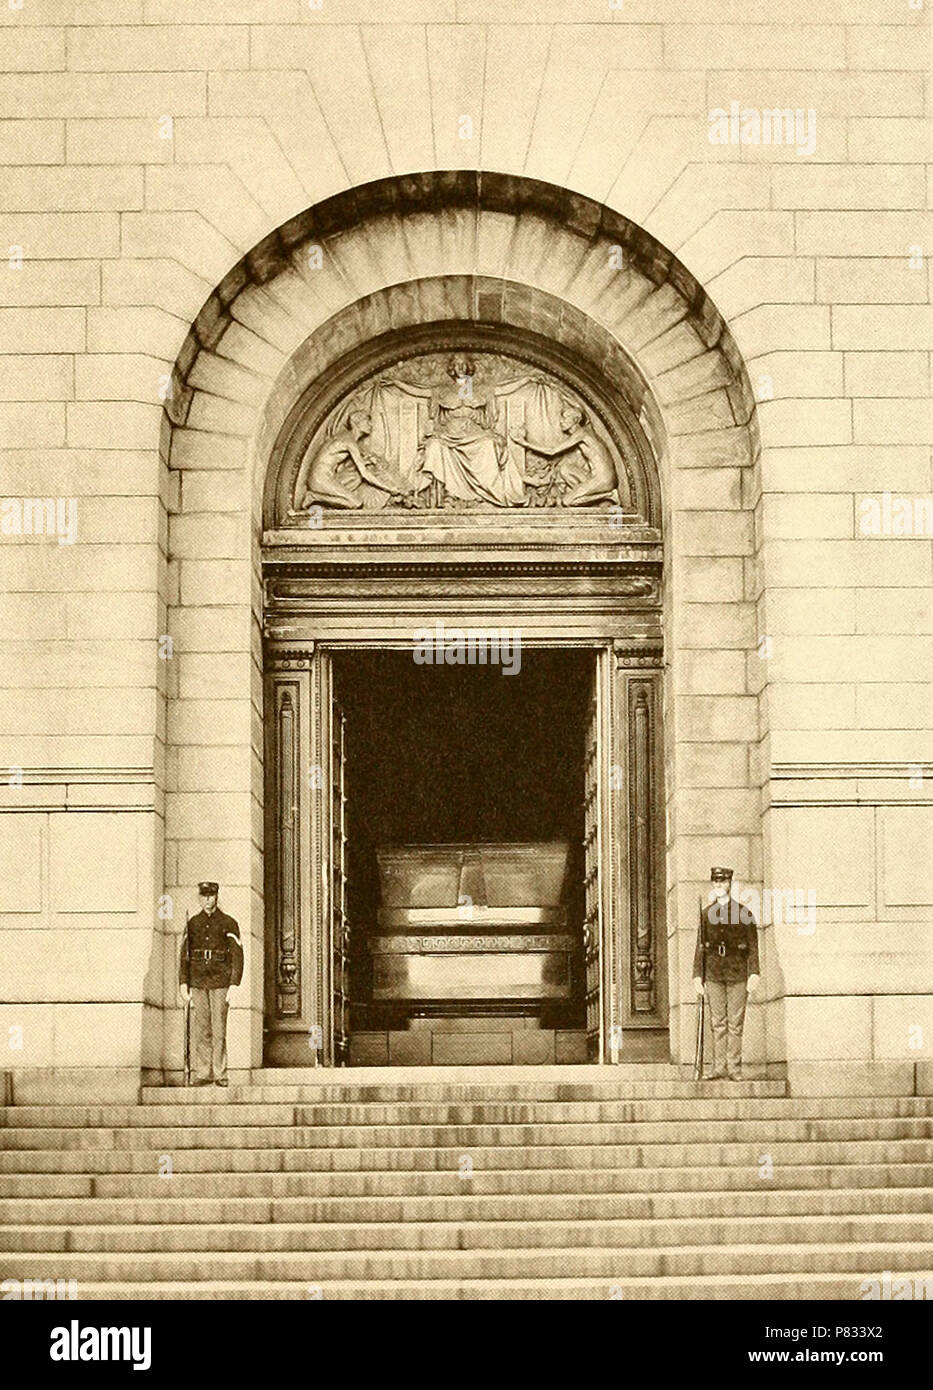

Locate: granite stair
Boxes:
[1,1066,932,1299]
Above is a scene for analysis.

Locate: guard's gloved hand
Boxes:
[693,977,704,997]
[747,973,760,993]
[179,984,190,1003]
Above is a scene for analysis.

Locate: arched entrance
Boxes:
[261,317,667,1065]
[161,172,764,1075]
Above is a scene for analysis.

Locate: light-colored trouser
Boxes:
[191,986,228,1082]
[706,979,747,1075]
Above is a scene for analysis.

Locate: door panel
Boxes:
[263,655,317,1066]
[330,686,350,1065]
[264,649,350,1066]
[583,653,602,1061]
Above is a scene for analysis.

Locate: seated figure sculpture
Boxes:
[383,354,525,507]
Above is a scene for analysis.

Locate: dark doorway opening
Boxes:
[332,648,593,1064]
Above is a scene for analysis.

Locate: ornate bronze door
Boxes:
[329,686,350,1065]
[583,644,668,1062]
[264,657,309,1065]
[583,653,603,1060]
[610,646,668,1053]
[264,647,350,1066]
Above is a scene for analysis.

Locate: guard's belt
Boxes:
[190,949,228,962]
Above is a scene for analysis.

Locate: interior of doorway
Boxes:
[332,647,594,1065]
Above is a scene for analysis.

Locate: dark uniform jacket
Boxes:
[693,898,759,985]
[179,908,243,990]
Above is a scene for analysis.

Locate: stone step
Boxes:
[8,1096,933,1127]
[2,1141,931,1174]
[27,1111,933,1138]
[4,1120,932,1152]
[3,1186,931,1226]
[6,1067,928,1299]
[2,1211,932,1255]
[141,1080,788,1102]
[2,1241,932,1281]
[247,1065,686,1083]
[3,1162,932,1199]
[3,1137,933,1174]
[57,1272,926,1300]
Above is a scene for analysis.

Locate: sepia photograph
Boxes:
[0,0,930,1352]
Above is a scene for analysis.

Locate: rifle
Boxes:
[693,896,706,1081]
[183,909,191,1087]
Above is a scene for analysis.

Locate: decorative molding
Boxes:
[0,768,157,814]
[772,761,933,779]
[0,801,155,814]
[266,648,315,665]
[771,795,933,809]
[264,560,661,580]
[613,642,664,670]
[0,767,154,785]
[369,934,576,954]
[770,761,933,806]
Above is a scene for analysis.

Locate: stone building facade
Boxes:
[0,1,930,1101]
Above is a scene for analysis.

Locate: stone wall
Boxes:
[0,1,929,1091]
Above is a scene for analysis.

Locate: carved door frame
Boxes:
[263,629,667,1067]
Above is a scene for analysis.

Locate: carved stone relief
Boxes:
[285,350,638,516]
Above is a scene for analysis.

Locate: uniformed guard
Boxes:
[692,867,760,1081]
[179,882,243,1087]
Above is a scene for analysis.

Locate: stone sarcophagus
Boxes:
[370,843,575,1006]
